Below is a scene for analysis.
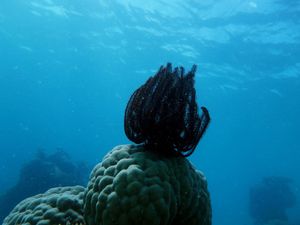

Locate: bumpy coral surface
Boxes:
[0,149,88,223]
[3,186,85,225]
[84,144,211,225]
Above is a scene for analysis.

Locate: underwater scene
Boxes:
[0,0,299,225]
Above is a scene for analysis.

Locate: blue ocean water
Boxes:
[0,0,299,224]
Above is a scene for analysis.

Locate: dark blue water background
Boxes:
[0,1,299,224]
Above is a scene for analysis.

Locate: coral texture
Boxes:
[0,149,88,223]
[3,186,85,225]
[84,144,211,225]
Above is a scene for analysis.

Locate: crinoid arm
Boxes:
[124,63,210,157]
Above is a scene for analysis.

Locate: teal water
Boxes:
[0,1,299,224]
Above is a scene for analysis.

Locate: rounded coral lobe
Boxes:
[83,145,211,225]
[124,63,210,157]
[3,186,85,225]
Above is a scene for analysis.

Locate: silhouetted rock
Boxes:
[0,148,89,223]
[249,176,297,225]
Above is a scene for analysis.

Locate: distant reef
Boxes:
[0,148,89,223]
[249,176,297,225]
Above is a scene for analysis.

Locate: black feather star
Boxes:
[124,63,210,157]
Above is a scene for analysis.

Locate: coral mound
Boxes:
[84,144,211,225]
[0,149,88,223]
[3,145,211,225]
[3,186,85,225]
